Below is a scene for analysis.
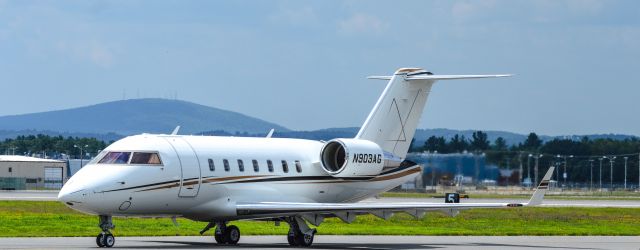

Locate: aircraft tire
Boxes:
[295,230,314,247]
[225,225,240,245]
[214,232,226,244]
[96,233,105,247]
[287,232,298,246]
[102,233,115,248]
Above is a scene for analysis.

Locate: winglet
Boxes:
[526,167,555,206]
[266,129,275,138]
[171,126,181,135]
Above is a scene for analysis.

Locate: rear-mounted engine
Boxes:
[319,139,384,178]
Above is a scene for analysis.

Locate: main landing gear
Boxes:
[96,215,115,248]
[286,216,316,247]
[199,217,316,247]
[200,221,240,245]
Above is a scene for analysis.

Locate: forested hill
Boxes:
[0,97,634,145]
[0,98,289,135]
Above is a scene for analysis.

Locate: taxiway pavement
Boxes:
[0,236,638,249]
[0,190,58,201]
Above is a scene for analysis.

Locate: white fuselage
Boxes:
[58,134,419,221]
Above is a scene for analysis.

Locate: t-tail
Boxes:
[356,68,510,165]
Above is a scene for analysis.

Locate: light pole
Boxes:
[554,161,561,190]
[599,157,604,190]
[624,156,628,190]
[527,154,532,187]
[567,155,573,187]
[517,153,523,186]
[533,154,543,185]
[589,159,594,191]
[556,155,573,186]
[74,144,89,168]
[608,156,616,191]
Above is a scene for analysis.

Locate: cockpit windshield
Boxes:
[130,152,162,165]
[98,152,131,164]
[96,151,163,166]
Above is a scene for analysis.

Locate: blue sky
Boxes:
[1,0,639,136]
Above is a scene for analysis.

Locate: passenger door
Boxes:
[164,137,201,197]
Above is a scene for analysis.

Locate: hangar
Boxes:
[0,155,67,190]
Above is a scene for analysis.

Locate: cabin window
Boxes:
[208,159,215,171]
[295,160,302,173]
[238,159,244,172]
[98,152,131,164]
[267,160,274,172]
[223,159,230,172]
[281,160,289,173]
[8,167,12,173]
[130,152,162,165]
[252,159,259,172]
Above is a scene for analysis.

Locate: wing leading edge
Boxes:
[236,167,554,223]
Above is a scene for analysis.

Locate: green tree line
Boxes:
[412,131,640,185]
[0,134,108,159]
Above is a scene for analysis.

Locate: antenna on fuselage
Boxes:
[266,129,275,138]
[171,216,180,227]
[171,126,181,135]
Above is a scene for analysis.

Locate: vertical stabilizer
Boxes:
[356,68,434,161]
[356,68,510,162]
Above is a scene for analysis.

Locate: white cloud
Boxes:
[530,0,604,23]
[1,2,117,68]
[338,13,388,34]
[87,43,114,68]
[450,0,497,23]
[56,40,116,68]
[566,0,604,16]
[269,5,317,26]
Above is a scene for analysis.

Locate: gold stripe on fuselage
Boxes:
[134,166,420,192]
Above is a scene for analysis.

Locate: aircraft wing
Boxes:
[236,167,554,224]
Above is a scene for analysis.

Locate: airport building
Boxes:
[0,155,67,190]
[407,152,501,188]
[68,159,90,176]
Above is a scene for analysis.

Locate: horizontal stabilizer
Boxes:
[367,74,512,81]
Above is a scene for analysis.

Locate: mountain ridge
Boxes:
[0,98,289,135]
[0,98,635,144]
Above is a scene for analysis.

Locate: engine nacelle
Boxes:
[320,139,384,178]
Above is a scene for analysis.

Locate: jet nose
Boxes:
[58,180,86,205]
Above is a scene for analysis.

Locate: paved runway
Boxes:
[0,236,638,249]
[0,191,58,201]
[2,191,640,208]
[365,197,640,208]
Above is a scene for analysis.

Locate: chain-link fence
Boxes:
[0,177,26,190]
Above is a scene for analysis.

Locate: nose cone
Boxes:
[58,179,85,204]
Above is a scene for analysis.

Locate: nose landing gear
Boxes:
[96,215,115,248]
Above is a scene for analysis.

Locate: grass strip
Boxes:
[0,201,639,237]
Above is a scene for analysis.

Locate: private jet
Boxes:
[58,68,553,248]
